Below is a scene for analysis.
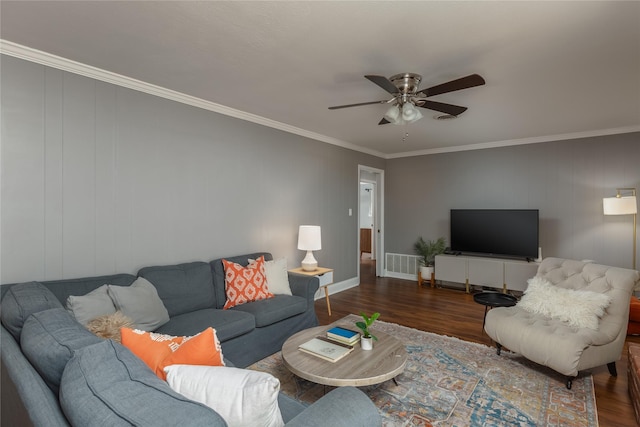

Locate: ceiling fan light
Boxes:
[402,102,423,123]
[409,109,423,123]
[384,105,402,124]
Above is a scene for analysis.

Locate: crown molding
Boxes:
[0,40,386,159]
[386,125,640,159]
[2,40,637,161]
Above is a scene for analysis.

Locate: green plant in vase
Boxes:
[413,236,446,283]
[413,236,446,268]
[356,312,380,350]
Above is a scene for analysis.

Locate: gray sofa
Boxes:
[0,251,381,426]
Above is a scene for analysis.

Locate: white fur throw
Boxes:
[517,276,612,330]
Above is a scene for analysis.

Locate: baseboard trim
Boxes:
[383,270,417,281]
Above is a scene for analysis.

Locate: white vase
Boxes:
[361,336,373,351]
[420,266,433,277]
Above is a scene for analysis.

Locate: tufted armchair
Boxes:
[484,257,640,389]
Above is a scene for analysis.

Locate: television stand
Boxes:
[435,254,539,293]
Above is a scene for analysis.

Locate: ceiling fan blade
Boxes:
[328,100,388,110]
[416,100,468,116]
[365,75,400,94]
[378,118,390,125]
[420,74,485,97]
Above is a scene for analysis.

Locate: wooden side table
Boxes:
[288,267,334,316]
[473,292,517,331]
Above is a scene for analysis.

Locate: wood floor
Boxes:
[314,259,640,427]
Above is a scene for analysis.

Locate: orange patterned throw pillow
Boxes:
[222,256,274,309]
[120,327,224,380]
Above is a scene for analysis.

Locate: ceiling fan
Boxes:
[328,73,485,125]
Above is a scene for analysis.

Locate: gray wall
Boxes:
[2,53,638,285]
[0,55,385,284]
[385,132,640,269]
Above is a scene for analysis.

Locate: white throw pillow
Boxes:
[249,257,292,295]
[164,365,284,427]
[517,276,612,330]
[107,277,169,331]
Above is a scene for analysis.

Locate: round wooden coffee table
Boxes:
[282,325,407,387]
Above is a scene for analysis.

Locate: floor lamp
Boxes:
[603,187,637,271]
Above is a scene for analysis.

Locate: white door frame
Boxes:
[358,165,385,277]
[359,181,376,260]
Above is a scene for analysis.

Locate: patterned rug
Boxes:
[248,314,598,427]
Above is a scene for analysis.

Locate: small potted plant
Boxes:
[413,236,446,280]
[355,311,380,350]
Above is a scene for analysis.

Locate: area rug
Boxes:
[248,314,598,427]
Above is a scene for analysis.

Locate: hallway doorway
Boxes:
[358,165,384,278]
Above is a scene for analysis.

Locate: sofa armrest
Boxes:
[288,273,319,304]
[285,386,381,427]
[1,325,70,427]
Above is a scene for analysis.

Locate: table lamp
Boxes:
[298,225,321,271]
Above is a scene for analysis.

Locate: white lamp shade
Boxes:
[402,102,423,123]
[383,105,402,124]
[603,196,638,215]
[297,225,321,250]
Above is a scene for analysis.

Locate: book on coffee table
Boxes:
[298,336,354,363]
[326,326,360,345]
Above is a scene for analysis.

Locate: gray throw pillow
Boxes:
[107,277,169,331]
[66,284,116,325]
[59,340,224,426]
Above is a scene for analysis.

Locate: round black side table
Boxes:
[473,292,518,331]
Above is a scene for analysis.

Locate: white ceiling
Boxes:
[1,1,639,158]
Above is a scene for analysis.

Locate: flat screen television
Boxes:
[450,209,539,260]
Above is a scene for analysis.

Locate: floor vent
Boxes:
[385,253,420,280]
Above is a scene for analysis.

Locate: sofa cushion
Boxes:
[121,327,224,380]
[231,295,307,327]
[34,273,137,307]
[107,277,170,331]
[154,308,255,342]
[485,305,602,376]
[138,261,216,317]
[249,257,292,295]
[223,256,274,309]
[59,340,224,426]
[263,257,293,295]
[165,365,284,427]
[278,394,308,424]
[285,386,383,427]
[66,284,116,325]
[1,282,64,340]
[211,252,273,309]
[20,308,102,393]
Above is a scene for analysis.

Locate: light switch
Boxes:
[348,208,352,216]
